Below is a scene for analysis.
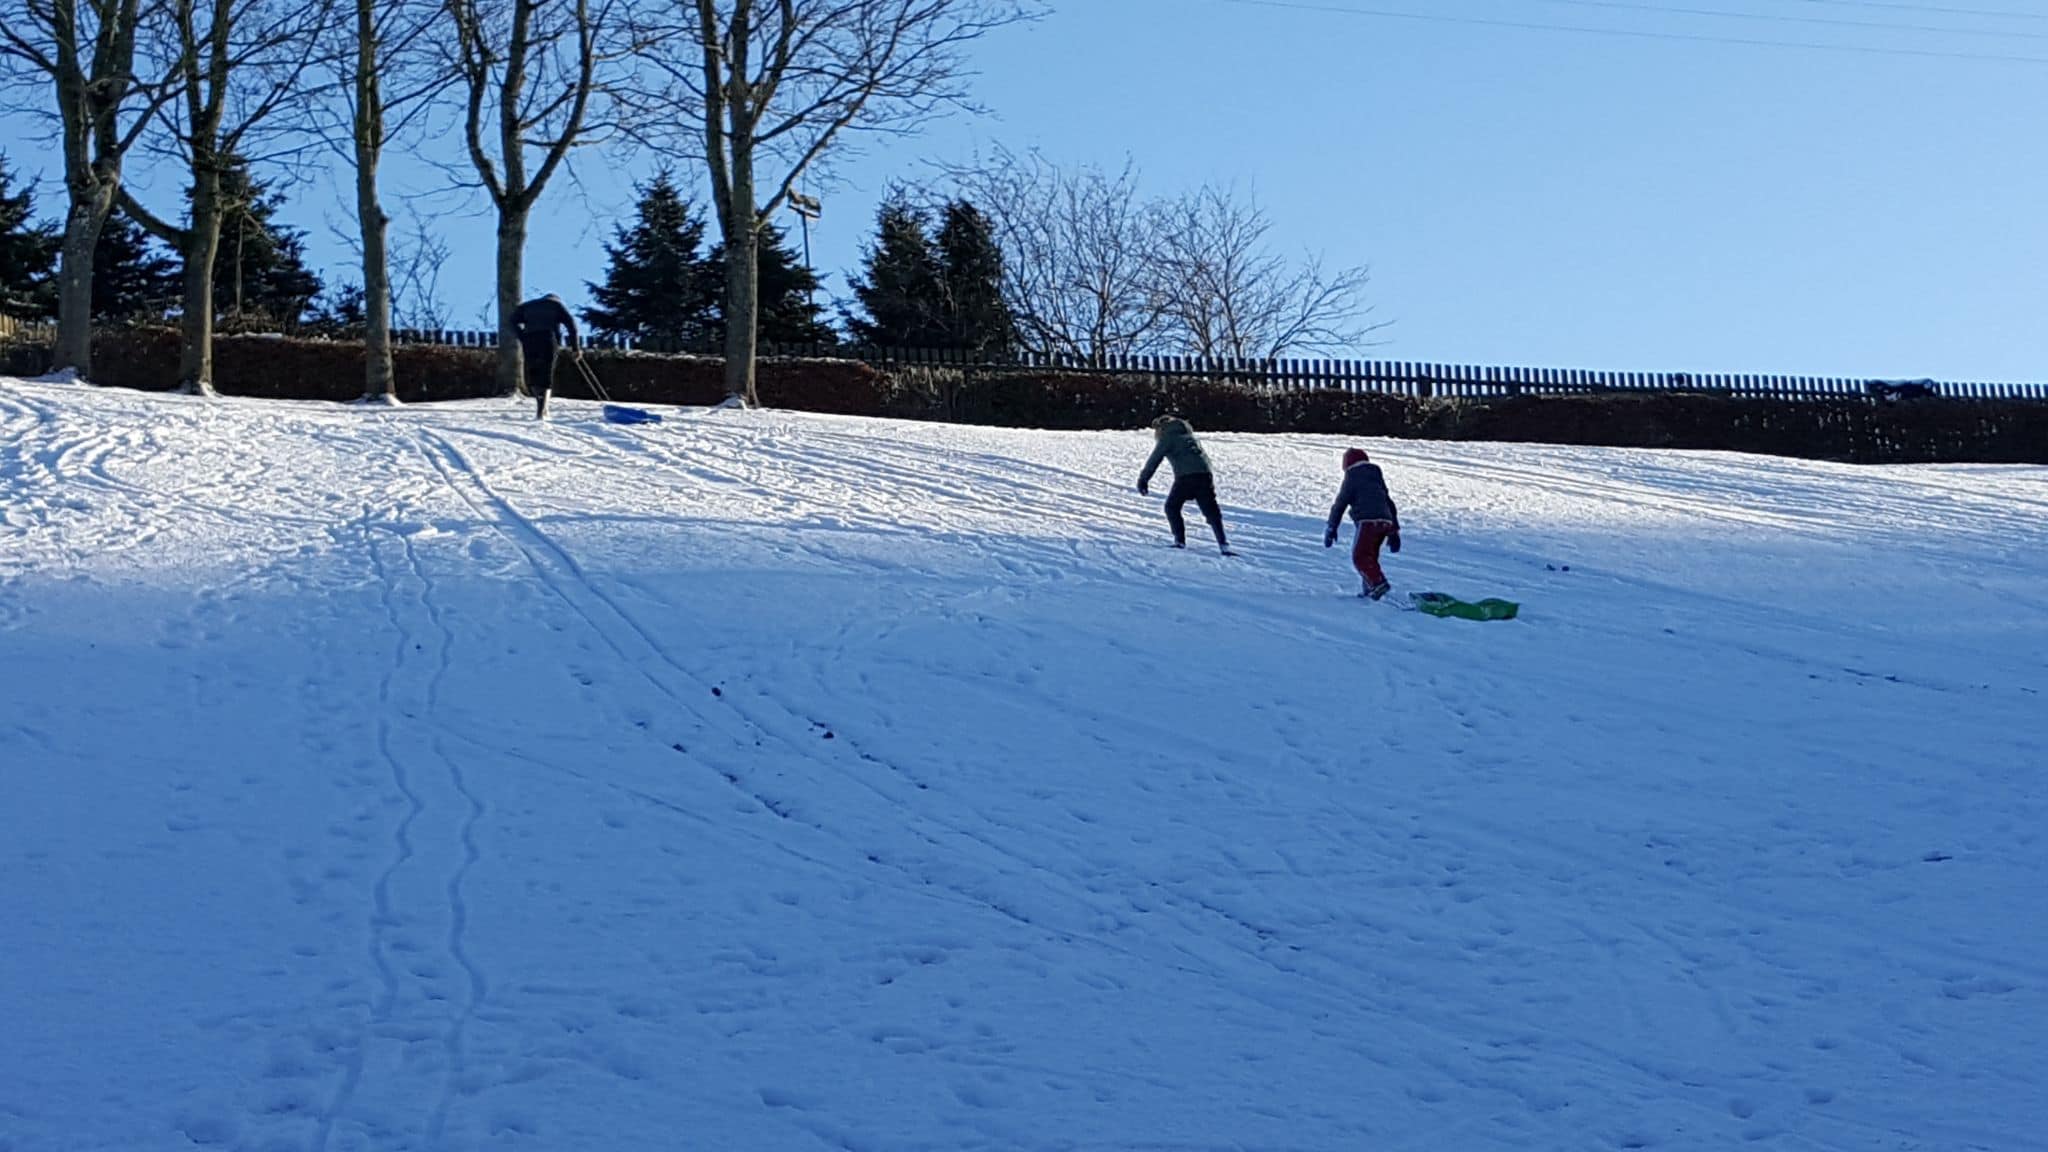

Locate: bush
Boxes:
[1,340,52,377]
[3,330,2042,464]
[875,366,2048,464]
[549,351,888,414]
[1429,392,2048,464]
[0,332,892,412]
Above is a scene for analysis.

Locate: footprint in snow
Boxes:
[758,1087,818,1110]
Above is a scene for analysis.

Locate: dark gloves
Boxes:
[1323,529,1337,548]
[1137,479,1149,496]
[1389,530,1402,553]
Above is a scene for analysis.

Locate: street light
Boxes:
[787,190,822,312]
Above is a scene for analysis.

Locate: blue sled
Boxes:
[602,404,661,425]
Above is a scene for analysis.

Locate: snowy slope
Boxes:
[1,375,2043,1152]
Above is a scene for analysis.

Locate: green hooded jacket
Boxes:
[1138,417,1212,487]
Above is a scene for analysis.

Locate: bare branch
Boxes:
[389,208,451,329]
[443,0,617,393]
[1152,182,1385,358]
[944,157,1387,360]
[626,0,1041,402]
[944,146,1167,359]
[0,0,184,369]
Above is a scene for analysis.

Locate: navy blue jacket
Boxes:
[1327,461,1398,533]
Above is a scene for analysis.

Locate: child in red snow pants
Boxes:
[1351,519,1397,588]
[1325,447,1401,598]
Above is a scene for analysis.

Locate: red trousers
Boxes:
[1351,519,1396,586]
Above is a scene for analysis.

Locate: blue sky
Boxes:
[6,0,2047,379]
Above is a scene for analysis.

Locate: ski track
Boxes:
[0,377,2043,1152]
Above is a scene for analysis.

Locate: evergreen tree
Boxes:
[934,199,1014,355]
[309,282,366,335]
[844,199,943,347]
[583,172,719,348]
[0,155,60,319]
[846,197,1013,353]
[208,164,323,327]
[91,212,181,321]
[719,224,835,346]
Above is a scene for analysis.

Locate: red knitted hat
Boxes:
[1342,448,1369,470]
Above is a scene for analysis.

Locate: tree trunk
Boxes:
[721,150,759,406]
[180,170,225,394]
[359,166,394,401]
[355,0,395,402]
[722,219,759,407]
[494,208,527,395]
[54,134,120,376]
[54,199,108,374]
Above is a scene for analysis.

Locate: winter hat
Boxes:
[1342,448,1369,470]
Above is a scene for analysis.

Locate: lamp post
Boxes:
[787,190,822,313]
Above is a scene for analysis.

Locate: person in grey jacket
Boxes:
[1137,416,1234,555]
[511,293,581,419]
[1324,447,1401,598]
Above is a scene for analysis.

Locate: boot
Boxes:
[1210,520,1235,557]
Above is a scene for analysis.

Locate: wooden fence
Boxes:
[7,315,2044,402]
[0,315,53,345]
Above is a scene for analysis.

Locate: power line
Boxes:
[1526,0,2048,41]
[1790,0,2048,23]
[1218,0,2048,64]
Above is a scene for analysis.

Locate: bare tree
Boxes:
[0,0,180,374]
[946,145,1166,361]
[447,0,610,395]
[948,152,1385,362]
[389,208,451,330]
[121,0,336,392]
[326,0,445,399]
[631,0,1039,406]
[1151,183,1381,360]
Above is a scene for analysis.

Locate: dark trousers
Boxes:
[1165,473,1227,548]
[521,341,559,416]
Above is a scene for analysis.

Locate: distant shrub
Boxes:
[875,365,2048,465]
[3,330,2041,464]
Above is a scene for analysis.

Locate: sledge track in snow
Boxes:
[415,420,1904,1149]
[4,382,2043,1152]
[418,425,1594,1069]
[415,427,1190,954]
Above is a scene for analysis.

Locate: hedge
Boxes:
[883,366,2048,465]
[0,329,890,410]
[2,331,2043,464]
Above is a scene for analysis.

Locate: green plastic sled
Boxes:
[1410,592,1520,621]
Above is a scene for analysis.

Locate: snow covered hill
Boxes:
[1,375,2043,1152]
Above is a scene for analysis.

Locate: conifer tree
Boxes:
[208,165,324,327]
[934,199,1013,355]
[583,172,719,348]
[0,156,60,318]
[309,281,367,335]
[91,213,181,321]
[714,224,834,346]
[845,199,943,348]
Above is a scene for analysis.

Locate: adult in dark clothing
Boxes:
[1137,416,1234,555]
[511,293,581,419]
[1324,447,1402,599]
